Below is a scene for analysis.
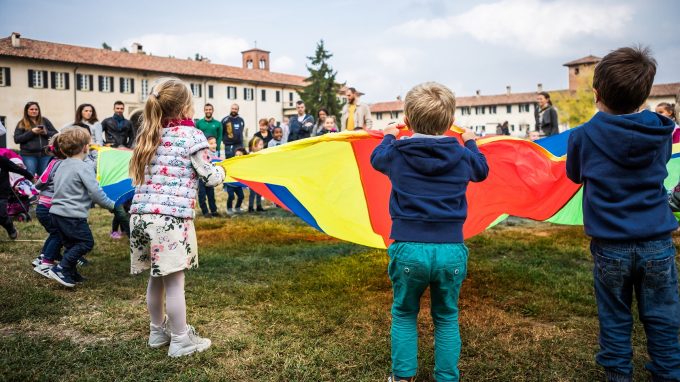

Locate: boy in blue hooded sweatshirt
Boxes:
[566,47,680,382]
[371,82,489,382]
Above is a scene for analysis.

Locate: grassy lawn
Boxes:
[1,195,678,381]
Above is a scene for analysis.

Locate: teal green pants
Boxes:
[388,242,468,382]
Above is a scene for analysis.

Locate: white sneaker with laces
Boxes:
[33,262,54,279]
[148,316,171,348]
[168,325,211,357]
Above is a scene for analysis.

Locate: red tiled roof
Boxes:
[370,82,679,113]
[0,35,307,87]
[563,55,601,67]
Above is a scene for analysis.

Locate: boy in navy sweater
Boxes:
[566,47,680,382]
[371,82,488,382]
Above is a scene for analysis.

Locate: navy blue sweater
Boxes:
[566,110,678,240]
[370,134,489,243]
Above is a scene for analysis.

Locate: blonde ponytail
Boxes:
[129,77,193,186]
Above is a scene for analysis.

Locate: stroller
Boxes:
[0,149,39,222]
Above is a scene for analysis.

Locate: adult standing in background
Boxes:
[341,87,372,131]
[67,104,103,145]
[287,101,314,142]
[534,92,559,136]
[13,101,57,176]
[197,104,222,156]
[312,108,328,136]
[101,101,135,148]
[221,103,245,158]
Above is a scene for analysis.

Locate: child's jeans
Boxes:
[248,189,262,210]
[51,214,94,272]
[388,241,468,382]
[35,204,62,261]
[226,186,244,209]
[198,179,217,215]
[590,238,680,382]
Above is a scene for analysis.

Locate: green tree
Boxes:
[553,67,596,128]
[102,42,112,50]
[120,47,129,53]
[297,40,344,121]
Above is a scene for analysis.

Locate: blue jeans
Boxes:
[51,214,94,271]
[35,204,62,261]
[22,155,51,177]
[248,188,262,210]
[388,242,468,382]
[198,180,217,215]
[226,185,244,209]
[591,238,680,381]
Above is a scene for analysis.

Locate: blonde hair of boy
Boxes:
[130,77,194,186]
[404,82,456,135]
[53,127,91,157]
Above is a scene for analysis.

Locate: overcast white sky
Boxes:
[1,0,678,102]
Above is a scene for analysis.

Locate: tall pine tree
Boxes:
[298,40,344,121]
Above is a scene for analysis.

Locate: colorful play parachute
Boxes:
[95,128,680,249]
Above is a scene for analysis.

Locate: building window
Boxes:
[288,92,294,106]
[574,67,580,75]
[376,113,383,120]
[141,79,149,99]
[51,72,68,90]
[393,111,400,119]
[259,59,266,69]
[244,88,254,101]
[0,67,10,87]
[208,85,214,99]
[76,74,93,91]
[227,86,237,100]
[261,89,266,102]
[276,90,281,103]
[190,83,202,97]
[28,70,48,89]
[506,105,512,113]
[120,77,134,94]
[461,107,471,115]
[489,106,497,114]
[99,76,114,92]
[519,104,530,113]
[246,59,253,69]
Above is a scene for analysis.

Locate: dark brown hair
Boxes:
[593,46,657,114]
[656,102,677,122]
[74,103,99,124]
[20,101,42,130]
[537,91,552,106]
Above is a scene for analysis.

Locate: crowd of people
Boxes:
[0,47,679,380]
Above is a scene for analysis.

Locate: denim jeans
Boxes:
[248,189,262,210]
[22,155,52,177]
[35,204,62,261]
[591,238,680,381]
[226,186,244,209]
[198,180,217,215]
[388,241,468,382]
[51,214,94,271]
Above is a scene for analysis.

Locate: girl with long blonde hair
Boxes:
[129,78,225,357]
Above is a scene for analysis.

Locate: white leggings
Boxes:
[146,271,187,335]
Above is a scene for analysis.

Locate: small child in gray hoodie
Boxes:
[48,127,115,287]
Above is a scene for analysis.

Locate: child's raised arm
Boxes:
[463,139,489,182]
[191,148,225,187]
[78,164,115,210]
[370,127,399,175]
[566,131,582,184]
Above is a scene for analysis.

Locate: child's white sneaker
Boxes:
[168,325,211,357]
[148,316,171,348]
[226,208,234,216]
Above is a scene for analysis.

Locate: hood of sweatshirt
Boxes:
[583,110,675,169]
[393,137,463,176]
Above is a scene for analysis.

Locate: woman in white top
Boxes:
[64,104,103,145]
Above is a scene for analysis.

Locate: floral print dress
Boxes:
[130,122,225,276]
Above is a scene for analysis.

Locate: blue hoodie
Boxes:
[370,134,489,243]
[566,110,678,240]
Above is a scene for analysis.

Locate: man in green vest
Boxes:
[196,103,223,157]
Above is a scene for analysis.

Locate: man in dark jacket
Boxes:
[288,101,315,142]
[101,101,135,148]
[221,103,245,158]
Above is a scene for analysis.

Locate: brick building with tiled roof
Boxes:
[0,32,310,148]
[370,56,679,136]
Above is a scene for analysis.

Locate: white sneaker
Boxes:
[168,325,211,357]
[31,254,44,267]
[33,262,54,279]
[226,208,234,216]
[148,316,171,348]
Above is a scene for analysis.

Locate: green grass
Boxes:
[1,200,678,381]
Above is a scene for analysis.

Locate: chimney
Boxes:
[506,85,511,95]
[131,42,144,54]
[475,89,481,97]
[396,95,402,101]
[11,32,21,48]
[537,83,543,92]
